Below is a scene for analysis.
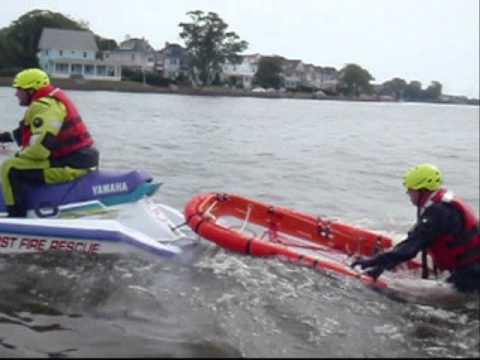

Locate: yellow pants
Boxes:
[1,156,89,206]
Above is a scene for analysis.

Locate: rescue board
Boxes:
[184,193,471,304]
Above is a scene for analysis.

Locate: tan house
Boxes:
[103,37,156,73]
[320,67,339,92]
[281,59,305,89]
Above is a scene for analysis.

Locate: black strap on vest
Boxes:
[421,250,429,279]
[417,205,430,279]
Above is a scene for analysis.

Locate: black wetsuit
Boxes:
[354,202,480,293]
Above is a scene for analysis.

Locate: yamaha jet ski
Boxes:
[0,168,191,257]
[0,168,161,218]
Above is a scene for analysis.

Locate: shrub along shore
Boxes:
[1,77,477,105]
[0,77,323,100]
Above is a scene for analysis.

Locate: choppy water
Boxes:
[0,87,479,357]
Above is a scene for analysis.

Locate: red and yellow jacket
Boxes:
[18,85,94,160]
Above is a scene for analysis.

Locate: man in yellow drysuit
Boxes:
[0,68,99,217]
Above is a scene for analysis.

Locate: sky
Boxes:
[1,0,479,98]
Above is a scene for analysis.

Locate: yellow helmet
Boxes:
[403,163,443,191]
[12,68,50,90]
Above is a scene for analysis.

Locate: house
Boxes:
[103,37,156,73]
[37,28,121,81]
[302,64,322,89]
[281,59,305,90]
[280,61,338,91]
[155,42,190,80]
[312,66,326,89]
[319,67,339,92]
[221,54,261,89]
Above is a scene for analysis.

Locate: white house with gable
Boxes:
[37,28,121,81]
[221,54,262,89]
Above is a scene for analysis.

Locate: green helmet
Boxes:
[12,68,50,90]
[403,163,443,191]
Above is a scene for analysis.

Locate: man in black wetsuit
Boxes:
[351,163,480,293]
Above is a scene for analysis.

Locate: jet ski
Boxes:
[0,142,162,218]
[0,168,161,218]
[0,167,191,257]
[0,140,195,258]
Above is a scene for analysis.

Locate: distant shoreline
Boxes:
[0,77,355,101]
[0,76,327,100]
[0,77,477,105]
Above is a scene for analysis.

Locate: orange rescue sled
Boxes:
[185,192,424,289]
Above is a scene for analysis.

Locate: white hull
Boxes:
[0,200,191,257]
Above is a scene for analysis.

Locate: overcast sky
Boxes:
[2,0,479,98]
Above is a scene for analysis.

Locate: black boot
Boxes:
[6,205,27,218]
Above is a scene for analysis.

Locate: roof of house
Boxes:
[282,59,303,68]
[38,28,98,51]
[242,53,261,60]
[118,38,155,52]
[322,67,338,74]
[157,43,187,57]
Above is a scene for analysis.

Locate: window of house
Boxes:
[106,66,115,77]
[59,50,63,56]
[97,65,106,76]
[55,63,69,73]
[45,50,49,56]
[71,64,83,74]
[85,65,95,75]
[83,52,88,58]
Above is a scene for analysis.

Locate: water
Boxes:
[0,87,478,357]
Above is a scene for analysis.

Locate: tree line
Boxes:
[0,9,447,101]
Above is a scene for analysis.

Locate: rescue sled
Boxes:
[184,192,428,290]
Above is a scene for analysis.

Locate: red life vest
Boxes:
[21,85,94,158]
[421,189,480,271]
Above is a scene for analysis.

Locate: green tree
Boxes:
[404,80,424,101]
[338,63,374,97]
[0,28,16,70]
[179,10,248,86]
[253,56,284,89]
[424,81,442,100]
[95,35,118,51]
[381,77,407,100]
[0,9,87,70]
[0,10,117,71]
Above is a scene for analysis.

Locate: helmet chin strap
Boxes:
[415,190,431,217]
[21,89,35,106]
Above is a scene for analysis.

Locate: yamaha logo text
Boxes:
[92,182,129,196]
